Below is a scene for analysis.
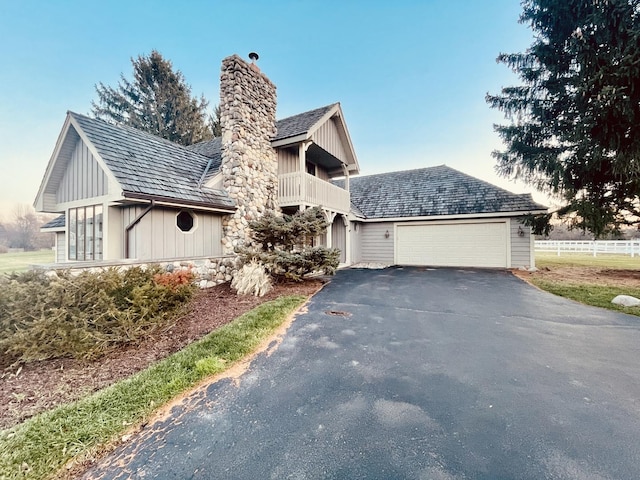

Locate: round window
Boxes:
[176,211,195,232]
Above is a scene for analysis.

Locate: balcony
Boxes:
[278,172,350,213]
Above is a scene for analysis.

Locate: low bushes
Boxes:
[0,295,307,480]
[0,266,196,364]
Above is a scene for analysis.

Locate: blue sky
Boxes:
[0,0,542,221]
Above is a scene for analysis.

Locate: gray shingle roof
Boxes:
[340,165,547,219]
[70,113,234,210]
[185,104,338,180]
[273,103,336,141]
[42,214,66,229]
[185,136,221,158]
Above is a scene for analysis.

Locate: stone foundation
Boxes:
[40,256,240,289]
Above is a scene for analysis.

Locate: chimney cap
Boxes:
[248,52,259,62]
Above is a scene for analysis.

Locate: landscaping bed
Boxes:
[0,280,323,431]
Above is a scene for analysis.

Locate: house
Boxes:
[35,53,546,271]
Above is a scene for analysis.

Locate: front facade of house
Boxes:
[36,54,546,270]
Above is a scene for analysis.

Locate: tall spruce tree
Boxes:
[487,0,640,237]
[92,50,213,146]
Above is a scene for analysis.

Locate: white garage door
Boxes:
[396,222,508,268]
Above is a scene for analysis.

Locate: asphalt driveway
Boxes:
[83,267,640,480]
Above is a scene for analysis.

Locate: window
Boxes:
[68,205,103,261]
[176,210,195,232]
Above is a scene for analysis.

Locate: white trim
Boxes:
[41,226,65,233]
[175,209,198,234]
[359,210,547,223]
[111,198,232,214]
[272,133,308,148]
[55,193,121,210]
[530,230,536,267]
[34,115,73,211]
[506,218,512,268]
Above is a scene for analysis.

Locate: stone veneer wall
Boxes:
[219,54,279,255]
[41,256,240,289]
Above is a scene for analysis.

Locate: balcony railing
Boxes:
[278,172,350,213]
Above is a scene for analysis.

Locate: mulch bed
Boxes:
[0,280,324,431]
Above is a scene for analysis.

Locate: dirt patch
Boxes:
[0,279,323,431]
[513,267,640,288]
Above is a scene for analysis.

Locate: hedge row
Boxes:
[0,266,196,364]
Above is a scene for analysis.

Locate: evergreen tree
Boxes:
[487,0,640,237]
[238,207,340,281]
[92,50,213,146]
[210,104,222,137]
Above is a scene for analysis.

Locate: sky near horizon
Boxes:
[0,0,544,222]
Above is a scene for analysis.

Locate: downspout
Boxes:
[124,200,155,259]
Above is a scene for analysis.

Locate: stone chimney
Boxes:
[219,54,278,254]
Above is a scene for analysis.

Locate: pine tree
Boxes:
[238,207,340,281]
[487,0,640,237]
[92,50,213,146]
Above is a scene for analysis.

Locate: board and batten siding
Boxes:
[123,206,222,261]
[277,148,299,175]
[57,139,108,203]
[55,232,66,262]
[510,219,534,267]
[350,222,362,264]
[311,118,348,164]
[360,222,395,264]
[331,217,347,263]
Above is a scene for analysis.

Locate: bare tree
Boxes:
[8,205,40,250]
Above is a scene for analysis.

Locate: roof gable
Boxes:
[189,103,361,178]
[68,113,234,210]
[273,104,336,142]
[34,115,120,212]
[343,166,547,219]
[273,103,359,174]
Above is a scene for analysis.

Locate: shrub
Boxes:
[231,260,272,297]
[238,206,340,282]
[153,268,194,291]
[0,266,196,364]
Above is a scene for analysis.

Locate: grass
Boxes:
[535,251,640,269]
[529,279,640,316]
[0,294,307,480]
[0,250,54,275]
[532,251,640,316]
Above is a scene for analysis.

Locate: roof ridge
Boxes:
[350,165,447,180]
[68,111,211,158]
[275,102,338,123]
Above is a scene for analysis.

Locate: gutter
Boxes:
[124,200,155,259]
[354,210,549,223]
[122,192,235,213]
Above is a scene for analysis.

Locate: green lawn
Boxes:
[530,279,640,316]
[0,250,54,274]
[535,251,640,269]
[532,251,640,316]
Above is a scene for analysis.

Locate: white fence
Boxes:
[535,240,640,257]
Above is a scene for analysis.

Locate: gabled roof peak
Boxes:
[273,103,339,142]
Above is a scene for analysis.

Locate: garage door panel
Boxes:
[396,223,507,268]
